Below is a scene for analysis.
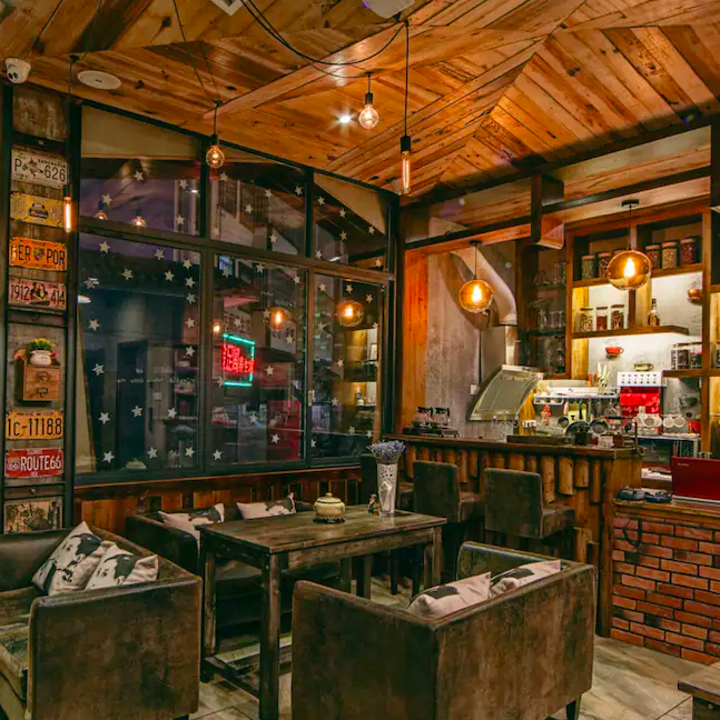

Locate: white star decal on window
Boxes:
[179,179,188,190]
[340,231,347,241]
[147,447,158,459]
[348,426,356,435]
[165,270,175,281]
[265,188,273,198]
[220,172,229,182]
[339,208,346,218]
[92,363,104,376]
[84,277,98,289]
[187,293,197,304]
[183,259,192,270]
[271,434,280,444]
[101,194,112,206]
[368,226,376,235]
[212,226,220,238]
[185,346,195,357]
[366,430,373,438]
[222,266,231,277]
[311,438,317,448]
[155,249,165,260]
[265,365,274,376]
[186,277,196,288]
[88,319,100,331]
[249,412,258,423]
[270,232,277,244]
[263,309,271,320]
[213,450,223,460]
[256,263,264,273]
[293,274,301,285]
[103,451,114,463]
[216,378,225,387]
[99,241,110,253]
[375,258,383,268]
[132,405,143,418]
[122,268,133,280]
[346,284,353,294]
[319,283,327,293]
[315,250,323,259]
[185,447,195,457]
[167,408,177,419]
[185,318,196,329]
[295,186,303,196]
[234,317,242,327]
[175,215,185,227]
[336,359,344,369]
[245,204,253,214]
[99,412,110,424]
[318,196,325,206]
[134,170,144,181]
[366,294,373,303]
[317,321,327,333]
[332,397,339,406]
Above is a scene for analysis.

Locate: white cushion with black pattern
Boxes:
[489,559,562,598]
[158,503,225,542]
[85,544,159,590]
[237,494,296,520]
[32,522,114,596]
[406,572,491,619]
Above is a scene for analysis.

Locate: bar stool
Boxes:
[483,468,575,558]
[413,460,484,585]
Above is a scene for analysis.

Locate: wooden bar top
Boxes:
[386,433,637,459]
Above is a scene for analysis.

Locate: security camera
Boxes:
[5,58,31,84]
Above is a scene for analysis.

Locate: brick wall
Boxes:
[611,511,720,664]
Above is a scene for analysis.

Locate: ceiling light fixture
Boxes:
[206,101,225,169]
[358,73,379,130]
[78,70,121,90]
[131,200,147,228]
[268,307,289,330]
[400,21,412,195]
[458,241,494,314]
[338,114,353,125]
[606,200,651,291]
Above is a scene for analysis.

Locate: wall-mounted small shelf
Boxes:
[662,369,705,378]
[572,325,690,340]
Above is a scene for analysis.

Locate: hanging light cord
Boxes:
[404,20,410,136]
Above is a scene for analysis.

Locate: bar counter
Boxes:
[386,433,642,635]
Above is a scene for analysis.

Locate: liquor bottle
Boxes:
[648,298,660,327]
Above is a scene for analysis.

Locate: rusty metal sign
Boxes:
[12,150,69,189]
[6,410,64,440]
[9,237,67,271]
[9,278,67,310]
[10,193,64,228]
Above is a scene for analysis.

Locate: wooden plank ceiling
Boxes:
[2,0,720,202]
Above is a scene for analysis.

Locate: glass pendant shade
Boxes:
[94,208,108,220]
[459,278,494,313]
[606,249,651,290]
[206,135,225,170]
[268,307,289,330]
[336,299,364,328]
[358,93,379,130]
[131,211,147,228]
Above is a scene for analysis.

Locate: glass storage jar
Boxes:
[661,240,679,269]
[671,343,690,370]
[680,237,697,266]
[578,307,594,333]
[645,244,661,270]
[581,255,596,281]
[611,304,625,330]
[596,306,608,331]
[597,251,612,278]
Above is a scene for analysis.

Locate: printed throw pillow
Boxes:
[158,503,225,542]
[85,544,159,590]
[32,522,114,596]
[407,572,491,619]
[237,493,296,520]
[489,559,562,598]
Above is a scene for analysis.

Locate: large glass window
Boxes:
[311,275,383,459]
[75,234,201,478]
[210,255,307,466]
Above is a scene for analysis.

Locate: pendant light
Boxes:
[268,307,289,330]
[400,21,412,195]
[94,199,108,220]
[63,187,73,233]
[206,101,225,170]
[458,241,494,314]
[358,73,379,130]
[337,299,364,328]
[606,199,651,291]
[131,200,147,228]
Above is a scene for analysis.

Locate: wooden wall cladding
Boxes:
[391,434,641,636]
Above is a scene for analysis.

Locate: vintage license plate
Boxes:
[6,410,64,440]
[12,150,69,189]
[9,278,66,310]
[10,192,64,228]
[10,237,67,271]
[5,447,64,478]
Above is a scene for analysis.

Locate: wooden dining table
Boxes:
[199,506,446,720]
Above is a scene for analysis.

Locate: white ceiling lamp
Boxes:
[78,70,121,90]
[206,0,247,15]
[362,0,415,18]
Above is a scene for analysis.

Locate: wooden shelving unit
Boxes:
[573,263,703,288]
[572,325,690,340]
[662,369,705,379]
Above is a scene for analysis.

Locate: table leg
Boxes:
[340,558,353,593]
[260,554,281,720]
[200,541,217,682]
[356,555,373,599]
[431,527,443,587]
[412,544,423,596]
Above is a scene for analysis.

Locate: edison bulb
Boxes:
[358,102,379,130]
[400,135,412,195]
[63,194,73,233]
[607,249,651,291]
[213,322,221,334]
[337,299,364,328]
[458,278,494,313]
[268,307,289,330]
[131,213,147,228]
[94,208,108,220]
[206,142,225,170]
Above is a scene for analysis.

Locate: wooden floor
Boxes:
[195,576,701,720]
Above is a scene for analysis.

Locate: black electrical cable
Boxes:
[404,20,410,135]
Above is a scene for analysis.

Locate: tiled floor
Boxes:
[194,577,701,720]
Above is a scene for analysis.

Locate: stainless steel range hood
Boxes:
[468,364,543,422]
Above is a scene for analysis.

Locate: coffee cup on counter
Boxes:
[605,346,624,359]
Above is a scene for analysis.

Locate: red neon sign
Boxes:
[222,343,254,376]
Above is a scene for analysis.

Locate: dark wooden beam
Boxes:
[711,117,720,211]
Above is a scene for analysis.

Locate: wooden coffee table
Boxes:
[199,506,446,720]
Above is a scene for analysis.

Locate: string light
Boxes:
[358,73,379,130]
[206,101,225,169]
[131,201,147,228]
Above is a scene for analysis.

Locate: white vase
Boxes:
[377,462,398,518]
[29,350,52,367]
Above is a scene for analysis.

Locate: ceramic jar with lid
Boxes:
[596,306,608,331]
[680,237,697,266]
[578,307,593,333]
[597,251,612,278]
[314,493,346,523]
[611,304,625,330]
[661,240,679,269]
[581,255,596,280]
[645,244,661,270]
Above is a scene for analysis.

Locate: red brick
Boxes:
[614,584,646,600]
[673,574,709,590]
[636,567,671,582]
[676,551,713,566]
[665,632,704,650]
[615,528,639,542]
[707,643,720,657]
[642,533,660,545]
[643,522,674,535]
[613,594,637,610]
[681,649,717,665]
[610,628,643,646]
[662,560,698,575]
[616,540,640,553]
[676,527,714,541]
[612,550,626,562]
[647,592,683,609]
[685,600,720,619]
[709,631,720,643]
[645,638,681,657]
[714,530,720,543]
[630,622,665,640]
[658,618,682,633]
[613,617,631,631]
[616,562,636,575]
[615,518,637,529]
[657,583,693,599]
[622,575,656,591]
[662,537,699,551]
[618,608,644,623]
[700,567,720,581]
[711,581,720,594]
[682,624,708,641]
[639,556,661,569]
[637,601,674,619]
[642,545,673,559]
[699,542,720,555]
[694,590,720,607]
[676,611,713,628]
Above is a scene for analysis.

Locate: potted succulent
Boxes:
[368,440,405,518]
[27,338,55,367]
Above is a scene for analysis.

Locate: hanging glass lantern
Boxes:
[268,307,289,330]
[336,299,364,328]
[458,241,494,313]
[607,249,652,290]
